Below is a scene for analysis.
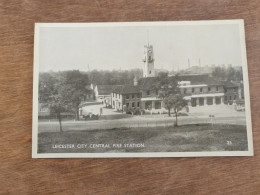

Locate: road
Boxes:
[38,114,247,133]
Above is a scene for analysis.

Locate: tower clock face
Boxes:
[148,50,152,54]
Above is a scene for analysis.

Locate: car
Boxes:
[236,105,245,111]
[83,114,99,120]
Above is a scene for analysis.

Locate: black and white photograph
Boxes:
[32,20,253,158]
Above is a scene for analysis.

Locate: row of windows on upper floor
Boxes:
[112,87,238,99]
[225,88,238,92]
[112,93,141,99]
[126,102,140,108]
[181,87,238,94]
[182,86,222,94]
[142,87,235,96]
[225,95,237,101]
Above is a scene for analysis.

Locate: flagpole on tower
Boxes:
[147,30,149,46]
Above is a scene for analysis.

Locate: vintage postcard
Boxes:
[32,20,253,158]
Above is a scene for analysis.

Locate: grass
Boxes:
[38,123,248,153]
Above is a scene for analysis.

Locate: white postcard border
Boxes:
[32,20,253,158]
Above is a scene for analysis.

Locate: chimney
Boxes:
[134,76,138,86]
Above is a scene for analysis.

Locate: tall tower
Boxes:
[142,44,155,77]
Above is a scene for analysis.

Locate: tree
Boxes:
[154,72,187,126]
[164,94,187,126]
[39,70,91,131]
[49,94,67,132]
[87,69,143,85]
[59,70,91,120]
[212,67,226,81]
[39,72,67,132]
[155,72,180,116]
[212,66,243,82]
[39,72,57,103]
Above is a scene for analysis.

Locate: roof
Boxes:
[177,74,222,86]
[138,77,158,90]
[138,74,222,90]
[96,85,122,95]
[113,85,140,94]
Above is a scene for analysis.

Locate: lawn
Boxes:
[38,123,248,153]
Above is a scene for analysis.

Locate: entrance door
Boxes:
[207,97,213,105]
[145,101,152,110]
[215,97,221,105]
[199,98,204,106]
[191,98,197,107]
[155,101,161,109]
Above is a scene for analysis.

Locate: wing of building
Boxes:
[110,73,242,113]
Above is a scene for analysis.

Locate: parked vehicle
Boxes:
[83,114,99,120]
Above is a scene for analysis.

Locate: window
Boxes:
[229,96,232,100]
[149,70,151,74]
[224,96,227,101]
[192,88,194,93]
[184,89,186,94]
[137,93,140,98]
[200,88,203,93]
[208,87,211,92]
[156,89,158,95]
[126,103,129,107]
[234,95,236,100]
[147,90,150,95]
[225,89,227,93]
[216,87,219,92]
[137,102,140,107]
[132,102,135,107]
[126,95,129,99]
[132,94,135,99]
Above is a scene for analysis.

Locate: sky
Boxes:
[39,22,243,72]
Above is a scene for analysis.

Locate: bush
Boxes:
[125,107,141,115]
